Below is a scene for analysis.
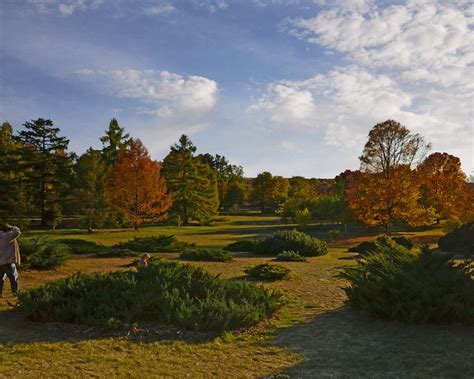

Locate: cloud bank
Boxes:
[250,0,473,172]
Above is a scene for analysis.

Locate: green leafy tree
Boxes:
[272,176,290,210]
[221,176,248,212]
[251,172,274,213]
[18,118,72,227]
[163,135,219,224]
[75,148,109,231]
[199,153,245,209]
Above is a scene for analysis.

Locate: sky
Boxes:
[1,0,473,178]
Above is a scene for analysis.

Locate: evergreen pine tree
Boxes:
[100,118,132,166]
[0,122,32,224]
[163,135,219,224]
[18,118,72,227]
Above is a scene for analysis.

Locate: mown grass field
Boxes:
[0,215,473,378]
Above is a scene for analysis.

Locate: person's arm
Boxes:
[7,226,21,242]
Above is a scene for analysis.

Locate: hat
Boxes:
[1,224,12,231]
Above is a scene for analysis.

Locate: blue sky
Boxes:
[1,0,473,177]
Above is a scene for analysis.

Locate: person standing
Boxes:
[0,224,21,298]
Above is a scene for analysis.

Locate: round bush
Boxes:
[245,263,290,280]
[256,230,327,257]
[276,250,307,262]
[18,261,284,332]
[340,245,474,324]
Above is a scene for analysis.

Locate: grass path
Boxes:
[1,216,472,378]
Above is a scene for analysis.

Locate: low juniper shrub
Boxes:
[95,248,141,258]
[224,239,260,253]
[19,237,70,270]
[179,248,233,262]
[18,261,284,332]
[113,235,194,252]
[275,250,307,262]
[245,263,291,280]
[256,230,327,257]
[340,244,474,324]
[56,238,107,254]
[348,235,413,256]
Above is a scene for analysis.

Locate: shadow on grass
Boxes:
[272,306,474,378]
[0,308,218,345]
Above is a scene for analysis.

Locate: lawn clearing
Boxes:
[1,215,473,378]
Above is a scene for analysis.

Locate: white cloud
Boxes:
[289,1,474,85]
[77,68,219,154]
[28,0,175,17]
[249,84,317,128]
[143,3,176,16]
[249,65,473,171]
[192,0,228,13]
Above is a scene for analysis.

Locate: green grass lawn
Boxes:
[0,215,472,378]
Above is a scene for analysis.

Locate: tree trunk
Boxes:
[386,221,392,236]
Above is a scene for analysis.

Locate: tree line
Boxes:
[0,118,472,233]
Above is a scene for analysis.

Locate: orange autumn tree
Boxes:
[347,166,430,234]
[417,152,468,222]
[108,139,172,230]
[347,120,432,234]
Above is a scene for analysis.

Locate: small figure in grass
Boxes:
[138,253,151,268]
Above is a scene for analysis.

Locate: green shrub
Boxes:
[95,248,141,258]
[20,237,70,269]
[56,238,106,254]
[18,261,284,331]
[113,235,194,252]
[275,250,307,262]
[438,221,474,255]
[256,230,327,257]
[340,244,474,324]
[245,263,291,280]
[224,239,259,253]
[348,235,413,255]
[180,248,233,262]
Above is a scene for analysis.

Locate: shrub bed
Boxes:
[113,235,193,252]
[340,244,474,324]
[18,261,284,332]
[255,230,327,257]
[179,248,233,262]
[438,221,474,255]
[245,263,291,280]
[275,250,307,262]
[19,237,70,269]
